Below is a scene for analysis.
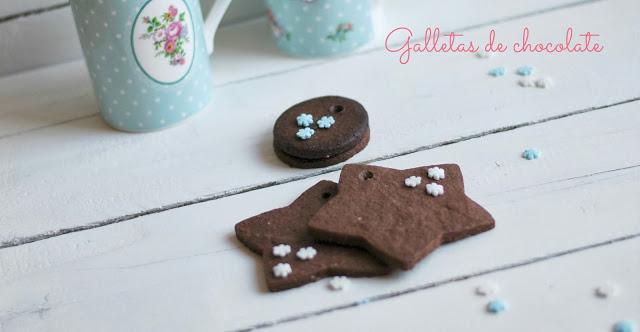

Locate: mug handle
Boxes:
[371,0,384,38]
[203,0,233,55]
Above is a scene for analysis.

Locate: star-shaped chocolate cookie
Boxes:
[308,164,495,270]
[235,180,390,292]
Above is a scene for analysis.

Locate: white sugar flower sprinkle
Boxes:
[273,263,292,278]
[272,244,292,257]
[296,246,317,260]
[595,282,620,298]
[426,183,444,197]
[404,176,422,188]
[518,77,535,87]
[475,282,499,297]
[329,276,351,291]
[427,167,445,180]
[475,50,493,59]
[535,77,554,89]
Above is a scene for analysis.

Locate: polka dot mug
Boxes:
[265,0,382,57]
[70,0,232,132]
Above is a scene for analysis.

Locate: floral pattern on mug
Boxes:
[326,22,353,42]
[267,10,291,41]
[139,5,190,66]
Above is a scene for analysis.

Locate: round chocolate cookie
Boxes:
[275,128,370,169]
[273,96,370,168]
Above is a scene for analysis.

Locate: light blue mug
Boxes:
[264,0,381,57]
[70,0,232,132]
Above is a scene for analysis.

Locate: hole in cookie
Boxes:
[330,105,344,113]
[322,192,333,199]
[359,170,374,181]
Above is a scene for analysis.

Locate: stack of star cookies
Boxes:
[235,164,495,291]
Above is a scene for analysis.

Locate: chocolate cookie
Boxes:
[235,180,390,291]
[273,96,370,168]
[274,129,370,169]
[308,164,495,270]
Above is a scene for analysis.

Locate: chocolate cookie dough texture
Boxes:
[235,181,390,292]
[308,164,495,270]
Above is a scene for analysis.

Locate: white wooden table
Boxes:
[1,0,639,331]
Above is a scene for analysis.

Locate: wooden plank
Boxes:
[0,1,266,76]
[0,7,81,77]
[274,237,640,332]
[0,0,599,131]
[0,102,638,331]
[0,0,63,19]
[0,1,264,22]
[1,0,638,246]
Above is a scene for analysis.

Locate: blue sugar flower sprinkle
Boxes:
[516,65,535,76]
[614,320,637,332]
[488,67,506,77]
[355,298,370,306]
[486,299,507,314]
[296,127,315,140]
[522,148,541,160]
[296,113,314,127]
[317,115,336,129]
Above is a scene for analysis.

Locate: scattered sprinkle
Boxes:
[426,183,444,197]
[317,115,336,129]
[475,283,499,297]
[404,176,422,188]
[296,127,315,140]
[596,282,620,298]
[488,67,506,77]
[296,246,317,260]
[614,320,637,332]
[518,77,535,87]
[475,51,493,59]
[273,263,292,278]
[272,244,292,257]
[296,113,314,127]
[522,148,541,160]
[355,298,370,306]
[486,299,507,314]
[516,65,535,76]
[535,77,554,89]
[427,167,446,180]
[329,276,351,291]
